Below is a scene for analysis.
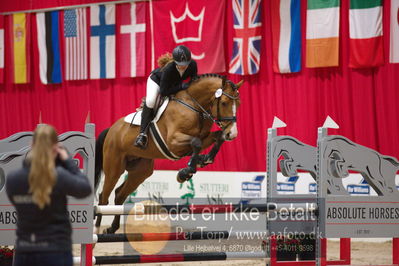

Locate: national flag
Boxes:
[10,13,30,84]
[64,8,87,80]
[118,2,145,78]
[0,15,4,83]
[349,0,383,68]
[151,0,226,73]
[390,0,399,63]
[270,0,301,73]
[306,0,340,68]
[90,4,115,79]
[229,0,262,75]
[37,11,62,84]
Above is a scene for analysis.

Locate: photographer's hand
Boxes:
[56,144,69,161]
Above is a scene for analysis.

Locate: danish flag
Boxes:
[151,0,226,73]
[229,0,262,75]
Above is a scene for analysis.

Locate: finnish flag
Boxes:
[90,4,115,79]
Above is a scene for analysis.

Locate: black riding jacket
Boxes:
[150,60,198,97]
[6,157,92,253]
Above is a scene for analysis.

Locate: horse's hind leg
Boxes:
[177,137,202,183]
[105,158,154,234]
[95,154,125,234]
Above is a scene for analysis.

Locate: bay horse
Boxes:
[95,74,243,234]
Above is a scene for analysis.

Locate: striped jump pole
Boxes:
[93,230,267,242]
[94,203,273,216]
[74,251,268,265]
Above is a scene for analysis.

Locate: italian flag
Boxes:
[390,0,399,63]
[306,0,340,68]
[349,0,384,68]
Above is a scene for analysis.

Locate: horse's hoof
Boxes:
[177,175,186,183]
[103,227,115,234]
[177,169,193,183]
[197,155,214,168]
[197,155,206,167]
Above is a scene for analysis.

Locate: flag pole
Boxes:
[0,0,151,15]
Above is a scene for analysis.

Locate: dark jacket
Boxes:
[150,60,198,97]
[6,157,92,253]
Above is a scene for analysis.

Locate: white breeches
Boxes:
[146,77,161,109]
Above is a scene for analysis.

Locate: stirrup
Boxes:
[134,133,148,149]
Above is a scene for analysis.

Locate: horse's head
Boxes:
[186,74,243,141]
[210,77,243,141]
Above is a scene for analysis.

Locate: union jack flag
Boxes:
[229,0,262,75]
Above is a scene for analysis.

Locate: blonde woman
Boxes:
[6,125,91,266]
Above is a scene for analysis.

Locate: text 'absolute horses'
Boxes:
[95,74,243,234]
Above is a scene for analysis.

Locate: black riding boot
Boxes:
[134,105,154,149]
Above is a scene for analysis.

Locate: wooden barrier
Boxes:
[74,251,267,265]
[93,230,267,242]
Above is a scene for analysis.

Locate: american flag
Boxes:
[64,8,87,80]
[228,0,262,75]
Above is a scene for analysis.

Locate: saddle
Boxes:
[124,97,180,160]
[124,98,169,126]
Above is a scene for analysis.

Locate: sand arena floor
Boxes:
[73,239,395,266]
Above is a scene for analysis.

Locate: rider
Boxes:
[134,45,198,149]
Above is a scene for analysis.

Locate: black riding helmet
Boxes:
[172,45,192,66]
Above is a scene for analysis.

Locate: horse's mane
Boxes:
[189,73,224,85]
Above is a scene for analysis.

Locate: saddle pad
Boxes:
[124,98,169,125]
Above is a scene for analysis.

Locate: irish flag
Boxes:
[306,0,340,68]
[349,0,383,68]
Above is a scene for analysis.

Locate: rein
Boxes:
[171,94,218,125]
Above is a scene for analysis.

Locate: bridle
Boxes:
[172,79,239,131]
[214,82,239,129]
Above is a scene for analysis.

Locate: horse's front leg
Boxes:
[197,131,225,168]
[177,137,202,183]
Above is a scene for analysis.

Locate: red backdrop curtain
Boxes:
[1,0,398,172]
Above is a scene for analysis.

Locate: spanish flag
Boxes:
[10,13,30,84]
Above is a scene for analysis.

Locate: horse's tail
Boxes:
[95,128,110,191]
